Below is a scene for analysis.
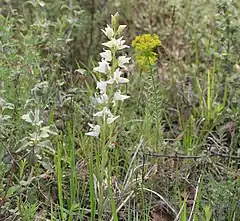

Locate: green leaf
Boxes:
[41,125,58,136]
[6,186,18,197]
[21,111,35,124]
[15,139,33,153]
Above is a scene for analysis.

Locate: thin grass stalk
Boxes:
[89,144,96,221]
[107,163,118,221]
[55,136,64,221]
[68,121,77,221]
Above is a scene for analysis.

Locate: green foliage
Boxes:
[18,200,38,221]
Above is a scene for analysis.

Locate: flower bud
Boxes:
[111,12,119,30]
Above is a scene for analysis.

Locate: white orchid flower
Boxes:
[112,90,130,106]
[93,107,119,124]
[101,24,114,39]
[86,123,101,137]
[96,80,108,94]
[107,115,119,124]
[118,56,131,68]
[106,68,129,84]
[95,93,109,104]
[102,37,129,50]
[93,107,112,117]
[114,90,130,101]
[100,49,112,62]
[93,59,110,74]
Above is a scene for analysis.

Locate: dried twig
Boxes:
[188,175,202,221]
[143,150,240,160]
[110,190,134,221]
[173,202,185,221]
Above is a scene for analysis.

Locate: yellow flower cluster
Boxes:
[132,34,161,71]
[132,34,161,51]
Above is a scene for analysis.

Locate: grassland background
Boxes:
[0,0,240,220]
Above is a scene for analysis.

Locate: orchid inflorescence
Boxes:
[86,13,130,138]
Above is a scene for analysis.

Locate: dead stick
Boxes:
[143,151,240,160]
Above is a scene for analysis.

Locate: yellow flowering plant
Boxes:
[132,34,161,71]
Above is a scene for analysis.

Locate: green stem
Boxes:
[147,55,160,149]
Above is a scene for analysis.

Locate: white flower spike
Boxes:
[86,13,130,138]
[86,123,101,137]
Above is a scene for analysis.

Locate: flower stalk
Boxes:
[85,12,131,220]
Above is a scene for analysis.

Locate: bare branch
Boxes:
[143,151,240,160]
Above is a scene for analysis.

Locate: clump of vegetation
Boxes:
[0,0,240,220]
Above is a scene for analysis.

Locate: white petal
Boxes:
[95,93,108,104]
[117,25,127,34]
[85,131,99,137]
[101,24,114,39]
[117,77,129,84]
[118,56,131,68]
[107,115,120,124]
[113,69,129,84]
[96,80,108,94]
[93,60,110,74]
[116,37,129,50]
[114,90,130,101]
[93,109,105,117]
[102,37,129,50]
[88,123,95,128]
[93,107,111,117]
[86,124,100,137]
[102,39,116,49]
[106,77,115,85]
[100,50,112,62]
